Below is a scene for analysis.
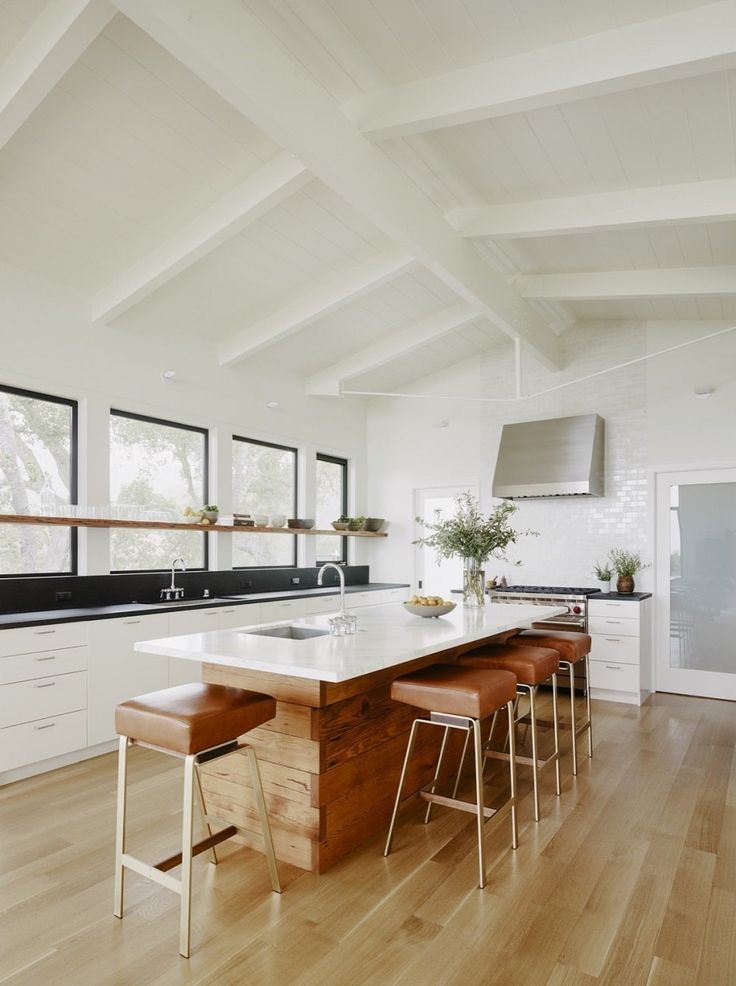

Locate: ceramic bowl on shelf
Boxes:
[252,513,269,526]
[332,521,349,530]
[270,514,286,528]
[364,517,385,532]
[181,515,199,525]
[201,510,219,524]
[287,518,315,529]
[403,600,456,618]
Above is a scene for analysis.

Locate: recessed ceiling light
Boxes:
[266,400,279,408]
[694,386,713,400]
[161,370,177,382]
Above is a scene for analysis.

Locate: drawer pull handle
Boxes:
[34,681,56,688]
[604,620,622,624]
[605,638,622,643]
[33,629,56,635]
[605,665,621,670]
[123,619,141,625]
[34,722,56,730]
[223,609,236,614]
[35,655,57,662]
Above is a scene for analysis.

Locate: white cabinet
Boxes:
[260,598,307,622]
[165,605,262,686]
[218,604,261,629]
[0,621,89,775]
[87,614,169,746]
[588,597,652,705]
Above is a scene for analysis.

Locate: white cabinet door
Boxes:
[166,609,220,687]
[218,604,261,629]
[87,615,169,746]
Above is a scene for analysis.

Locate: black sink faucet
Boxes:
[161,558,186,601]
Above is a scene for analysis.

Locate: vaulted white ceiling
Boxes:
[2,0,735,396]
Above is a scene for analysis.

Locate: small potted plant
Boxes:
[200,504,219,525]
[592,561,613,594]
[608,548,647,594]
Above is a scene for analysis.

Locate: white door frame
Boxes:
[413,484,477,595]
[655,466,736,700]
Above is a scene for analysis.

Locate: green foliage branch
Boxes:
[414,492,536,565]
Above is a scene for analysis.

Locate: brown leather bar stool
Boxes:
[384,664,518,889]
[456,643,561,822]
[508,630,593,775]
[113,682,282,958]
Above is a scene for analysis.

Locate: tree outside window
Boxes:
[0,385,76,575]
[110,411,207,571]
[315,455,347,564]
[232,437,297,567]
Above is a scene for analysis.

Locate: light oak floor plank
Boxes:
[1,693,736,985]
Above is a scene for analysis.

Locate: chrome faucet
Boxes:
[161,558,186,601]
[317,562,345,612]
[317,563,357,635]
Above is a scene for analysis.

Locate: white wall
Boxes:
[0,264,369,573]
[366,320,736,592]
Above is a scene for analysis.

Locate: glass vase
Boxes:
[463,558,486,607]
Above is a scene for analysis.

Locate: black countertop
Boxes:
[0,583,410,630]
[591,592,652,601]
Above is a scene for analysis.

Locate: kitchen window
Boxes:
[109,410,208,572]
[315,454,348,565]
[232,436,297,568]
[0,384,77,576]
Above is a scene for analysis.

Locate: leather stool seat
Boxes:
[510,629,591,664]
[115,682,276,755]
[457,643,560,685]
[391,663,517,719]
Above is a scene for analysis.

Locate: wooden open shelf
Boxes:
[0,513,388,538]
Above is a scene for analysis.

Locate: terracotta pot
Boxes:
[616,575,635,594]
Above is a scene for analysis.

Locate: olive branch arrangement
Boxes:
[414,492,536,564]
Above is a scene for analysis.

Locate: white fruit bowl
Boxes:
[403,601,456,618]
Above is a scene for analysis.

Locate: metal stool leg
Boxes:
[585,654,593,759]
[528,685,540,822]
[552,673,561,796]
[506,700,518,850]
[566,661,578,775]
[245,746,281,894]
[179,754,196,959]
[113,736,128,919]
[425,725,451,824]
[451,726,471,799]
[194,764,218,865]
[472,717,486,889]
[384,719,420,857]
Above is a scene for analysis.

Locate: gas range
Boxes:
[489,585,602,630]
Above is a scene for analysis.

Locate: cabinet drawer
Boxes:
[588,615,639,637]
[0,710,86,772]
[0,621,88,659]
[0,646,88,685]
[589,660,639,693]
[588,599,641,621]
[218,604,261,629]
[345,591,382,608]
[0,671,87,728]
[590,634,640,666]
[304,594,341,615]
[260,599,307,621]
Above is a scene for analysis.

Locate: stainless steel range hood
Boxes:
[492,413,605,499]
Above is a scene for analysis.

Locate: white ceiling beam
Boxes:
[306,301,479,396]
[0,0,114,151]
[114,0,560,370]
[447,177,736,239]
[91,152,310,323]
[518,266,736,301]
[219,245,415,367]
[343,2,736,138]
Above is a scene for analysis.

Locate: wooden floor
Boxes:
[1,692,736,985]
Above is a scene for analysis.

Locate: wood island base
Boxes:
[199,650,468,873]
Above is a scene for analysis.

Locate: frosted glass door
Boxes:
[656,469,736,699]
[414,487,474,601]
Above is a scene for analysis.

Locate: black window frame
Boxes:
[109,408,209,574]
[316,453,348,566]
[0,383,78,578]
[232,434,298,569]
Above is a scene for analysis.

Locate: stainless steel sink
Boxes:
[243,625,329,640]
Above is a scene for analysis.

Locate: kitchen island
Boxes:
[136,601,563,872]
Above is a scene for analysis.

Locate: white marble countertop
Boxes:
[135,601,566,683]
